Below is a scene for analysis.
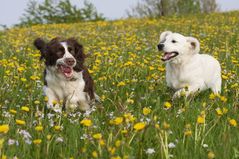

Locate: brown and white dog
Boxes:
[34,37,96,112]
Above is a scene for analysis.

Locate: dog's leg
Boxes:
[65,92,90,111]
[43,86,61,111]
[173,82,204,99]
[78,101,90,111]
[211,78,221,94]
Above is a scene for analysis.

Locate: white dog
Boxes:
[158,31,221,98]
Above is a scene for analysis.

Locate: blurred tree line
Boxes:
[18,0,219,26]
[127,0,219,18]
[19,0,104,26]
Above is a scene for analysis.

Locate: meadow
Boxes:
[0,11,238,159]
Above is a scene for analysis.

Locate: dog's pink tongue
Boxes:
[62,66,71,73]
[162,53,172,61]
[61,66,73,78]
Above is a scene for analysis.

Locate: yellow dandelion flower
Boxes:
[184,130,192,136]
[92,151,98,158]
[197,116,205,124]
[220,96,227,102]
[111,117,123,125]
[121,129,128,134]
[133,122,146,131]
[231,83,238,89]
[16,119,26,125]
[34,100,40,105]
[108,147,116,155]
[88,69,94,73]
[215,108,223,116]
[208,151,215,159]
[93,133,102,140]
[80,119,92,127]
[99,139,105,146]
[124,113,135,122]
[101,95,106,101]
[209,93,216,100]
[0,125,9,134]
[54,125,61,131]
[185,124,191,129]
[117,81,126,87]
[164,102,172,109]
[30,75,40,81]
[33,139,42,145]
[20,78,27,82]
[126,98,134,104]
[44,96,48,102]
[202,102,207,107]
[21,106,30,112]
[17,67,25,72]
[163,122,170,129]
[35,125,43,132]
[222,107,228,114]
[111,156,121,159]
[143,107,151,115]
[221,75,228,80]
[0,138,4,149]
[52,100,58,105]
[123,155,129,159]
[1,155,7,159]
[155,124,160,129]
[47,134,52,140]
[229,119,237,127]
[81,147,86,153]
[115,140,121,147]
[9,109,17,114]
[149,66,155,70]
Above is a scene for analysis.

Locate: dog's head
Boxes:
[157,31,200,62]
[34,37,85,79]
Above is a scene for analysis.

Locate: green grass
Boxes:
[0,11,238,159]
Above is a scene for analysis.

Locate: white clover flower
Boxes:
[202,144,208,148]
[56,137,64,143]
[145,148,155,154]
[25,139,32,145]
[8,139,16,145]
[19,130,32,139]
[168,142,176,148]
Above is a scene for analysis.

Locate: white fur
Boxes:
[159,31,221,98]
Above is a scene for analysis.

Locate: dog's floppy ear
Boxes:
[159,31,172,43]
[34,38,46,60]
[187,37,200,54]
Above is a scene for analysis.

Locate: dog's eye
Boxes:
[172,40,177,43]
[59,47,65,52]
[68,47,72,52]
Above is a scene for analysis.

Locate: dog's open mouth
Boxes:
[58,64,73,78]
[161,52,179,61]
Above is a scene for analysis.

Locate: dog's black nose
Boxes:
[157,43,164,51]
[64,58,75,66]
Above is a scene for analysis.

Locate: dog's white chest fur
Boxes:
[44,67,89,111]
